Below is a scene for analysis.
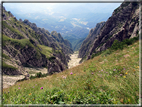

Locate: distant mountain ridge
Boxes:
[79,1,139,62]
[2,5,73,76]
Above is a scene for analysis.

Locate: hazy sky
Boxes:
[3,3,122,17]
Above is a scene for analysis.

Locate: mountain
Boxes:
[79,1,139,62]
[2,6,73,76]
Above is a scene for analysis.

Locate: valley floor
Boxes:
[68,51,81,69]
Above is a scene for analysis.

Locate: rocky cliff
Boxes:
[79,1,139,61]
[78,21,105,62]
[2,6,73,76]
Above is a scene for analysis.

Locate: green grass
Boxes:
[38,45,52,58]
[2,61,17,70]
[3,34,34,49]
[3,40,139,104]
[2,53,10,59]
[2,21,25,39]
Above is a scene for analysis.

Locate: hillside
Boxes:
[3,39,139,104]
[79,1,139,62]
[2,6,73,77]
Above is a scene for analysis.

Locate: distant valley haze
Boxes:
[3,2,122,50]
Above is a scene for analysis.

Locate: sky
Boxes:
[2,2,122,19]
[3,3,122,13]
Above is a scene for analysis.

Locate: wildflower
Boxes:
[101,69,103,71]
[120,98,124,103]
[74,74,76,76]
[124,54,130,58]
[113,69,116,71]
[29,93,31,95]
[18,87,20,89]
[33,99,34,100]
[62,76,67,79]
[137,66,139,69]
[120,74,122,76]
[128,99,130,102]
[125,72,128,75]
[99,71,101,73]
[40,87,43,89]
[92,73,94,74]
[123,68,126,70]
[123,76,126,78]
[106,72,108,73]
[33,86,34,88]
[36,84,37,85]
[70,72,73,75]
[25,99,27,102]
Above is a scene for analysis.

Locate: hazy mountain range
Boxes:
[3,3,121,50]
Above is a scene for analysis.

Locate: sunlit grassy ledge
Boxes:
[3,41,140,105]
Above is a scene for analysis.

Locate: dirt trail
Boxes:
[68,52,81,69]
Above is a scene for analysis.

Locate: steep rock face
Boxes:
[3,43,47,67]
[2,6,73,75]
[78,21,105,61]
[47,57,67,74]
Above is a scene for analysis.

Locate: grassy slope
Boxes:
[3,40,139,104]
[37,45,52,58]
